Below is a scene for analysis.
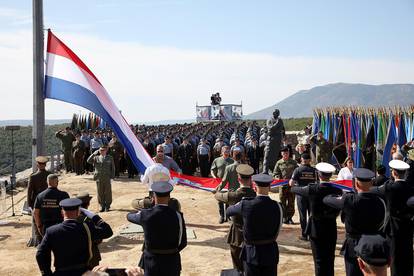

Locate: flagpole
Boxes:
[32,0,45,172]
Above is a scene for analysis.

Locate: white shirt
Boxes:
[337,167,353,180]
[140,163,171,191]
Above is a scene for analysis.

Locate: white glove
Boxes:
[80,207,96,219]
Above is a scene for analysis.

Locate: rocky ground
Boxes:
[0,172,349,276]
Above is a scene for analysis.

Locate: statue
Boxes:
[262,109,285,174]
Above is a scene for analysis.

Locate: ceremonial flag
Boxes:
[44,30,154,173]
[382,116,396,176]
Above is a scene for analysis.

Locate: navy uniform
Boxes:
[215,164,256,273]
[36,198,113,276]
[323,168,386,276]
[354,234,390,273]
[291,162,342,276]
[127,181,187,276]
[34,182,69,235]
[27,156,51,247]
[227,174,283,276]
[290,153,316,240]
[371,159,414,276]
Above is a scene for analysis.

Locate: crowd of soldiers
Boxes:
[23,115,414,276]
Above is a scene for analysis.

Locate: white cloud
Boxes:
[1,29,414,123]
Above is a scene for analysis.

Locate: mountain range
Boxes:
[246,83,414,119]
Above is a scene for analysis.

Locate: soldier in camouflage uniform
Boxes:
[27,156,51,247]
[310,131,333,163]
[273,146,298,224]
[87,146,115,212]
[55,127,75,173]
[214,164,256,273]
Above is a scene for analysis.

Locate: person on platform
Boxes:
[87,146,115,212]
[214,164,256,273]
[291,162,342,276]
[33,174,69,238]
[127,181,187,276]
[36,198,113,276]
[354,235,391,276]
[370,159,414,276]
[153,145,182,173]
[27,156,52,247]
[211,146,234,223]
[289,153,316,240]
[226,173,283,275]
[55,127,75,173]
[337,157,355,180]
[323,168,387,276]
[262,109,285,174]
[273,146,298,224]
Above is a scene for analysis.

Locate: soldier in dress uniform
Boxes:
[72,133,86,175]
[273,146,298,224]
[246,137,261,174]
[108,135,123,178]
[27,156,51,247]
[354,235,391,276]
[33,174,69,237]
[214,164,256,273]
[323,168,387,276]
[55,127,75,173]
[127,181,187,276]
[370,159,414,276]
[36,198,113,276]
[87,145,115,212]
[291,162,342,276]
[211,146,235,223]
[197,138,211,177]
[76,192,105,269]
[177,137,194,175]
[226,173,283,276]
[289,153,316,240]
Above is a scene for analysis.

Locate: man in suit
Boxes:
[127,181,187,276]
[226,173,283,275]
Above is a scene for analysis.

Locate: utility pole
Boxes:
[32,0,45,172]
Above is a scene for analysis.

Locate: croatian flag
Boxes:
[44,30,154,173]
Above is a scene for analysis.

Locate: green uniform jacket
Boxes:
[87,154,115,180]
[215,186,256,246]
[273,159,298,180]
[211,156,234,179]
[55,131,75,151]
[27,169,51,209]
[217,161,239,191]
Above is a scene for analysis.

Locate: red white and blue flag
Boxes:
[45,30,154,173]
[44,30,353,193]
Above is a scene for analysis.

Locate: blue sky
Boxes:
[1,0,414,121]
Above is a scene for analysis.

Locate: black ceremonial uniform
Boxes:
[291,164,316,238]
[36,215,113,276]
[34,188,69,233]
[372,179,414,276]
[177,142,194,175]
[226,195,283,276]
[291,182,342,276]
[323,192,386,276]
[127,205,187,276]
[215,186,256,272]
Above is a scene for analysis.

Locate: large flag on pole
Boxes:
[44,30,154,173]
